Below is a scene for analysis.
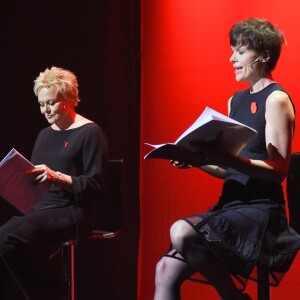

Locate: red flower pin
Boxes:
[251,102,258,114]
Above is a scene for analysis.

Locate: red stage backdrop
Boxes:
[140,1,300,299]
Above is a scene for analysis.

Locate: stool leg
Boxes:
[70,243,75,300]
[63,242,75,300]
[257,268,270,300]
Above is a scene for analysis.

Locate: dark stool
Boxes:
[63,159,124,300]
[257,152,300,300]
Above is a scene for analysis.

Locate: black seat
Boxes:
[63,158,124,300]
[257,152,300,300]
[287,152,300,234]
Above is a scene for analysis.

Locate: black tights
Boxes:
[154,218,249,300]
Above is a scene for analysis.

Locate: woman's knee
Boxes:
[170,220,197,253]
[155,256,191,289]
[0,222,26,257]
[155,257,173,288]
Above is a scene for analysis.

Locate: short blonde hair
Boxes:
[34,67,80,106]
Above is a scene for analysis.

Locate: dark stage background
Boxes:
[0,1,140,299]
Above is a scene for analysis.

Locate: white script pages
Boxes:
[144,107,257,165]
[0,148,50,214]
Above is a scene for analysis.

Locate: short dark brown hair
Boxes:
[229,18,285,74]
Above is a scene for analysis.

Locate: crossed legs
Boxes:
[154,219,250,300]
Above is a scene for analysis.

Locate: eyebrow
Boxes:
[231,44,246,50]
[38,99,58,104]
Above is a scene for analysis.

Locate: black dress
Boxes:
[167,83,300,289]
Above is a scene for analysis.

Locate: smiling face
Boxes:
[229,19,284,76]
[230,45,260,83]
[38,85,69,126]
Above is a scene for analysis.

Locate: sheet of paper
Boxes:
[0,148,50,214]
[144,106,258,163]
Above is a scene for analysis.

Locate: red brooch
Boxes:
[251,102,258,114]
[64,141,69,149]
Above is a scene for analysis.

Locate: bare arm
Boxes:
[172,92,294,182]
[198,165,227,178]
[170,160,227,178]
[219,91,294,183]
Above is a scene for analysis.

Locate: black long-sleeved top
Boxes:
[31,123,108,210]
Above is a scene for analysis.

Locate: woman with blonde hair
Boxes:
[0,67,108,299]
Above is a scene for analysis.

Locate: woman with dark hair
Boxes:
[154,18,300,300]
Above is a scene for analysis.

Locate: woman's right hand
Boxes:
[25,164,57,184]
[170,160,192,169]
